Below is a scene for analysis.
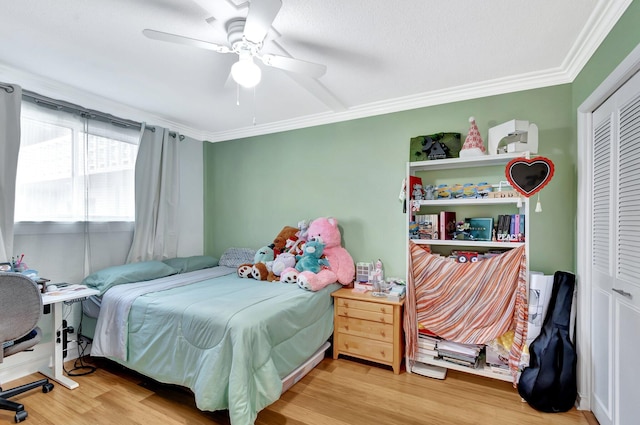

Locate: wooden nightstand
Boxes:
[331,287,404,374]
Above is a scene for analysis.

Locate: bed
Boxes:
[81,253,340,425]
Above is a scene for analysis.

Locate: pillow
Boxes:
[82,261,178,295]
[218,247,257,268]
[162,255,219,273]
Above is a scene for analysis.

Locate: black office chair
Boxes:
[1,273,54,423]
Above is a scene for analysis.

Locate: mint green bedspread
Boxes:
[116,274,340,425]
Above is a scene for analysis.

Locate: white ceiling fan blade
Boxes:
[142,29,232,54]
[259,54,326,78]
[243,0,282,44]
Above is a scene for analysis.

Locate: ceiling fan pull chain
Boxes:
[236,83,240,106]
[252,86,257,126]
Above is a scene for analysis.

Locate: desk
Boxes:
[40,287,99,389]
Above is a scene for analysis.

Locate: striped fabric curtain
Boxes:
[405,242,528,382]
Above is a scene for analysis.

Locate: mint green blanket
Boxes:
[115,272,339,425]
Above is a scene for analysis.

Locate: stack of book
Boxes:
[416,333,440,362]
[413,214,439,240]
[436,340,483,369]
[496,214,526,242]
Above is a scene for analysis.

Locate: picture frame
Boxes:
[0,262,13,272]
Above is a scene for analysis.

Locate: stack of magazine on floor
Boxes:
[436,340,483,368]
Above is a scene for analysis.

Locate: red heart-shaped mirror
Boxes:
[505,157,555,197]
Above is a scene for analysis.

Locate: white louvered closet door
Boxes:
[590,69,640,425]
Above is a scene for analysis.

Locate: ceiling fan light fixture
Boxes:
[231,56,262,88]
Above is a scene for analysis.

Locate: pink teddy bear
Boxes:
[280,217,355,291]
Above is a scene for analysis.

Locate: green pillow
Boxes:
[162,256,219,273]
[82,261,178,295]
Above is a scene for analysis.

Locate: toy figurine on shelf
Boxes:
[412,183,424,200]
[423,184,437,200]
[452,221,475,240]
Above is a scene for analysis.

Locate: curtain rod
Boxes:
[1,81,185,140]
[1,81,141,130]
[0,82,15,93]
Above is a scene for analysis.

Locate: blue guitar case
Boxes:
[518,271,577,412]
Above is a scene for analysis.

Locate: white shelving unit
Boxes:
[405,152,530,382]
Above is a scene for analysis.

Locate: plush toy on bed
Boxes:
[280,217,355,291]
[288,219,310,257]
[237,245,274,278]
[295,239,329,273]
[269,252,297,281]
[237,225,299,280]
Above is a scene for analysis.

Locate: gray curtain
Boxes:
[126,124,180,262]
[0,83,22,262]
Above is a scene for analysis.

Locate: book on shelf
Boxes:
[436,349,479,363]
[466,217,493,241]
[437,340,483,357]
[496,213,526,242]
[497,214,511,241]
[417,338,437,350]
[418,333,442,348]
[439,211,456,240]
[440,355,481,369]
[415,351,439,364]
[413,214,439,240]
[417,346,439,357]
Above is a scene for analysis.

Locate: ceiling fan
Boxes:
[143,0,327,88]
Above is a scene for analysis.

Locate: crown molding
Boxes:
[561,0,633,81]
[1,0,630,144]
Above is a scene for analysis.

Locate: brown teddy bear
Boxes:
[237,225,299,280]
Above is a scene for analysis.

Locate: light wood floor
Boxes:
[1,356,598,425]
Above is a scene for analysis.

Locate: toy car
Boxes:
[456,251,479,263]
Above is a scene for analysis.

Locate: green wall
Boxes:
[204,85,573,277]
[204,1,640,279]
[573,0,640,109]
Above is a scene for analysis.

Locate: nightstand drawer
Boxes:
[335,316,393,343]
[335,333,394,363]
[336,300,393,324]
[336,298,394,315]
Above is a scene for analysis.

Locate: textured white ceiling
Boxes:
[0,0,631,141]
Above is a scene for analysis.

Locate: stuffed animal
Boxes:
[256,252,298,282]
[280,217,355,291]
[270,252,296,281]
[237,226,298,279]
[237,245,274,278]
[287,219,310,257]
[271,225,299,257]
[295,239,329,273]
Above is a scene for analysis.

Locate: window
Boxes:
[15,101,139,222]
